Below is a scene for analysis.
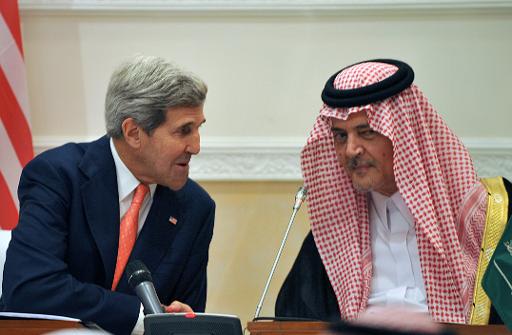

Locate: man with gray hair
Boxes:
[1,55,215,335]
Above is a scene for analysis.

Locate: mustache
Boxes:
[346,156,376,170]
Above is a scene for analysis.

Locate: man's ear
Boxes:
[121,118,142,149]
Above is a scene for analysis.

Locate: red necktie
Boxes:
[111,183,149,290]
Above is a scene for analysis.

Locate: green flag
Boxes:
[482,215,512,330]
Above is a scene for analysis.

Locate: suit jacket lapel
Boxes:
[79,136,120,287]
[116,185,181,293]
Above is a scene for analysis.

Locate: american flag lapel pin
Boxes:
[168,216,178,225]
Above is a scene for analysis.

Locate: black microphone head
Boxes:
[126,260,153,289]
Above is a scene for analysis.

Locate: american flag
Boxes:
[0,0,33,231]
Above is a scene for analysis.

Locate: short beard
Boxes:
[351,178,374,194]
[344,155,377,193]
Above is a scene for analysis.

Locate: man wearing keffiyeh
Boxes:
[275,59,512,326]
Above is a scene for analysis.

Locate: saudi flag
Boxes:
[482,215,512,330]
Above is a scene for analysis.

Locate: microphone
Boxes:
[126,260,165,315]
[254,186,308,319]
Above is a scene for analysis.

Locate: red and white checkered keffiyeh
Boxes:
[301,61,487,323]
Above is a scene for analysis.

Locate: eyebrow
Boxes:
[179,118,206,128]
[355,124,371,130]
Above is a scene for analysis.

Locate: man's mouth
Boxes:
[352,166,371,177]
[347,158,374,172]
[175,155,191,168]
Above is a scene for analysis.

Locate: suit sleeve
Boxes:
[275,231,341,321]
[1,157,140,335]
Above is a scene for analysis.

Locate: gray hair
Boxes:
[105,55,207,138]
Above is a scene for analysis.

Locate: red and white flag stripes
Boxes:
[0,0,33,230]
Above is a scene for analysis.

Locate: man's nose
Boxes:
[186,132,200,155]
[345,136,363,157]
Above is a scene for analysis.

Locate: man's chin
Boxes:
[352,179,373,194]
[166,178,189,191]
[353,185,372,194]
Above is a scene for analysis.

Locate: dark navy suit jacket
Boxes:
[1,136,215,335]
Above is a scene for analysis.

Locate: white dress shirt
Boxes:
[110,139,157,335]
[367,191,428,312]
[110,139,156,232]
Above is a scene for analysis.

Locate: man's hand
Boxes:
[164,300,193,313]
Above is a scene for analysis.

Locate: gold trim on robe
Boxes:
[469,177,509,325]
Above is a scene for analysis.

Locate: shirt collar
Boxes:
[370,190,415,227]
[370,191,389,225]
[389,192,414,224]
[110,138,157,202]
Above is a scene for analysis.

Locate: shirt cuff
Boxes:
[131,304,145,335]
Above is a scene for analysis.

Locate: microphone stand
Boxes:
[254,186,307,319]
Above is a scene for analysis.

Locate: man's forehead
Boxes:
[166,105,205,124]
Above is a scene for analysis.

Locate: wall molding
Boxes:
[19,0,512,13]
[34,136,512,181]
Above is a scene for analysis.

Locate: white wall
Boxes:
[21,4,512,140]
[16,0,512,325]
